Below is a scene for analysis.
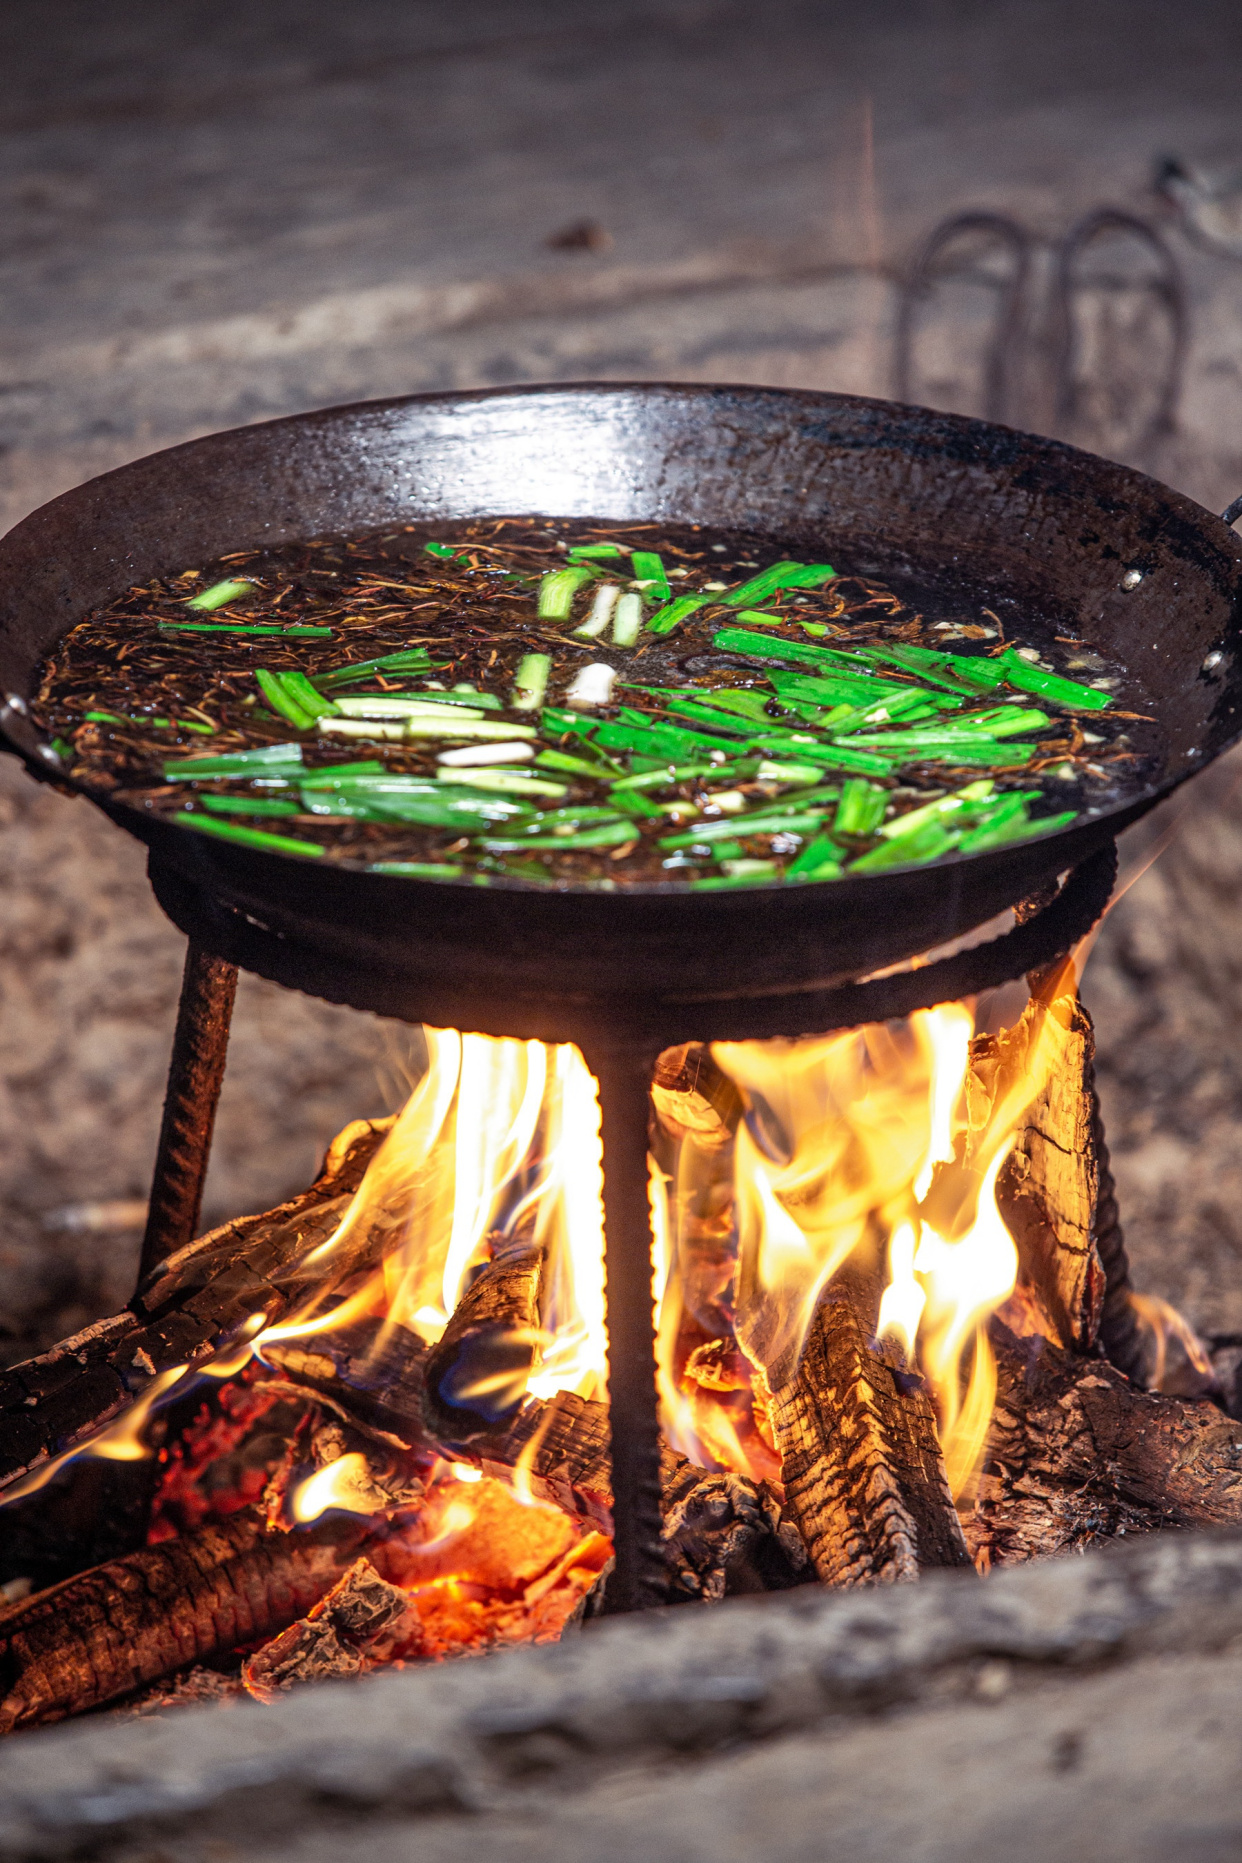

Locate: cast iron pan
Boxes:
[0,384,1238,1042]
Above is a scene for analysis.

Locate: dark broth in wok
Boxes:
[31,518,1158,890]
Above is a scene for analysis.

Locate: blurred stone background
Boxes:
[1,0,1241,1364]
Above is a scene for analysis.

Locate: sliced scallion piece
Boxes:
[437,769,567,800]
[785,836,845,880]
[567,543,624,560]
[185,578,255,611]
[833,779,888,837]
[538,567,594,620]
[198,795,301,818]
[849,820,962,872]
[646,593,708,636]
[631,551,671,601]
[574,583,621,639]
[877,780,999,840]
[178,815,324,857]
[996,651,1113,711]
[315,649,445,691]
[482,818,635,852]
[511,653,551,712]
[370,860,465,878]
[958,806,1077,851]
[612,591,644,647]
[256,669,315,731]
[718,561,837,607]
[164,744,304,779]
[424,541,464,559]
[160,621,333,638]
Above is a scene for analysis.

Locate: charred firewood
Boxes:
[241,1556,410,1701]
[768,1284,971,1587]
[650,1043,743,1152]
[967,976,1106,1355]
[422,1239,543,1451]
[0,1116,394,1494]
[967,1322,1242,1568]
[475,1388,805,1601]
[660,1459,808,1599]
[0,1509,368,1733]
[262,1317,429,1451]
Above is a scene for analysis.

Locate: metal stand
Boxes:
[138,942,238,1286]
[584,1040,667,1612]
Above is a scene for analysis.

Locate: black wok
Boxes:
[0,384,1238,1043]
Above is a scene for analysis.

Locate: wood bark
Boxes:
[966,977,1106,1355]
[421,1241,543,1449]
[769,1284,971,1587]
[967,1324,1242,1569]
[0,1116,394,1491]
[0,1510,367,1733]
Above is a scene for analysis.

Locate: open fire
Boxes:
[9,942,1209,1731]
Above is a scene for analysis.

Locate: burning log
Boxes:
[0,1510,367,1733]
[0,1115,394,1492]
[262,1318,429,1451]
[422,1239,543,1449]
[968,1323,1242,1568]
[241,1556,410,1700]
[968,971,1109,1356]
[769,1282,971,1586]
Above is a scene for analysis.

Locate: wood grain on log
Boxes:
[769,1287,971,1587]
[967,1324,1242,1569]
[0,1511,367,1733]
[967,978,1105,1354]
[422,1241,542,1449]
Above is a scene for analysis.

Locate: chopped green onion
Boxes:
[717,562,837,608]
[958,806,1077,851]
[567,543,624,560]
[996,651,1113,711]
[424,541,464,559]
[511,653,551,712]
[177,815,324,857]
[631,552,671,601]
[538,567,594,620]
[185,578,255,611]
[877,780,998,840]
[646,594,709,637]
[276,670,341,721]
[256,669,316,731]
[50,737,74,761]
[300,761,387,782]
[334,696,485,719]
[483,819,635,852]
[849,820,962,872]
[754,759,826,785]
[535,746,621,778]
[410,689,504,711]
[574,583,621,639]
[610,758,752,791]
[198,795,301,818]
[833,779,888,837]
[437,769,567,800]
[84,709,213,734]
[786,836,845,880]
[659,809,827,849]
[160,621,334,638]
[315,650,444,691]
[164,744,304,779]
[370,860,465,878]
[612,591,644,647]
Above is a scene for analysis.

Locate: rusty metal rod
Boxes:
[584,1039,666,1612]
[138,941,238,1288]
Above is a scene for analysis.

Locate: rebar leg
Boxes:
[585,1040,666,1612]
[138,943,238,1287]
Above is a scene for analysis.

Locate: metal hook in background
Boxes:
[894,205,1187,453]
[1051,207,1188,448]
[893,211,1033,426]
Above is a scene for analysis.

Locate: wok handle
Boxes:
[1223,494,1242,527]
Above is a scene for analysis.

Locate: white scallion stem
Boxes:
[512,652,551,712]
[612,592,643,648]
[565,662,619,709]
[574,582,621,639]
[436,742,535,767]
